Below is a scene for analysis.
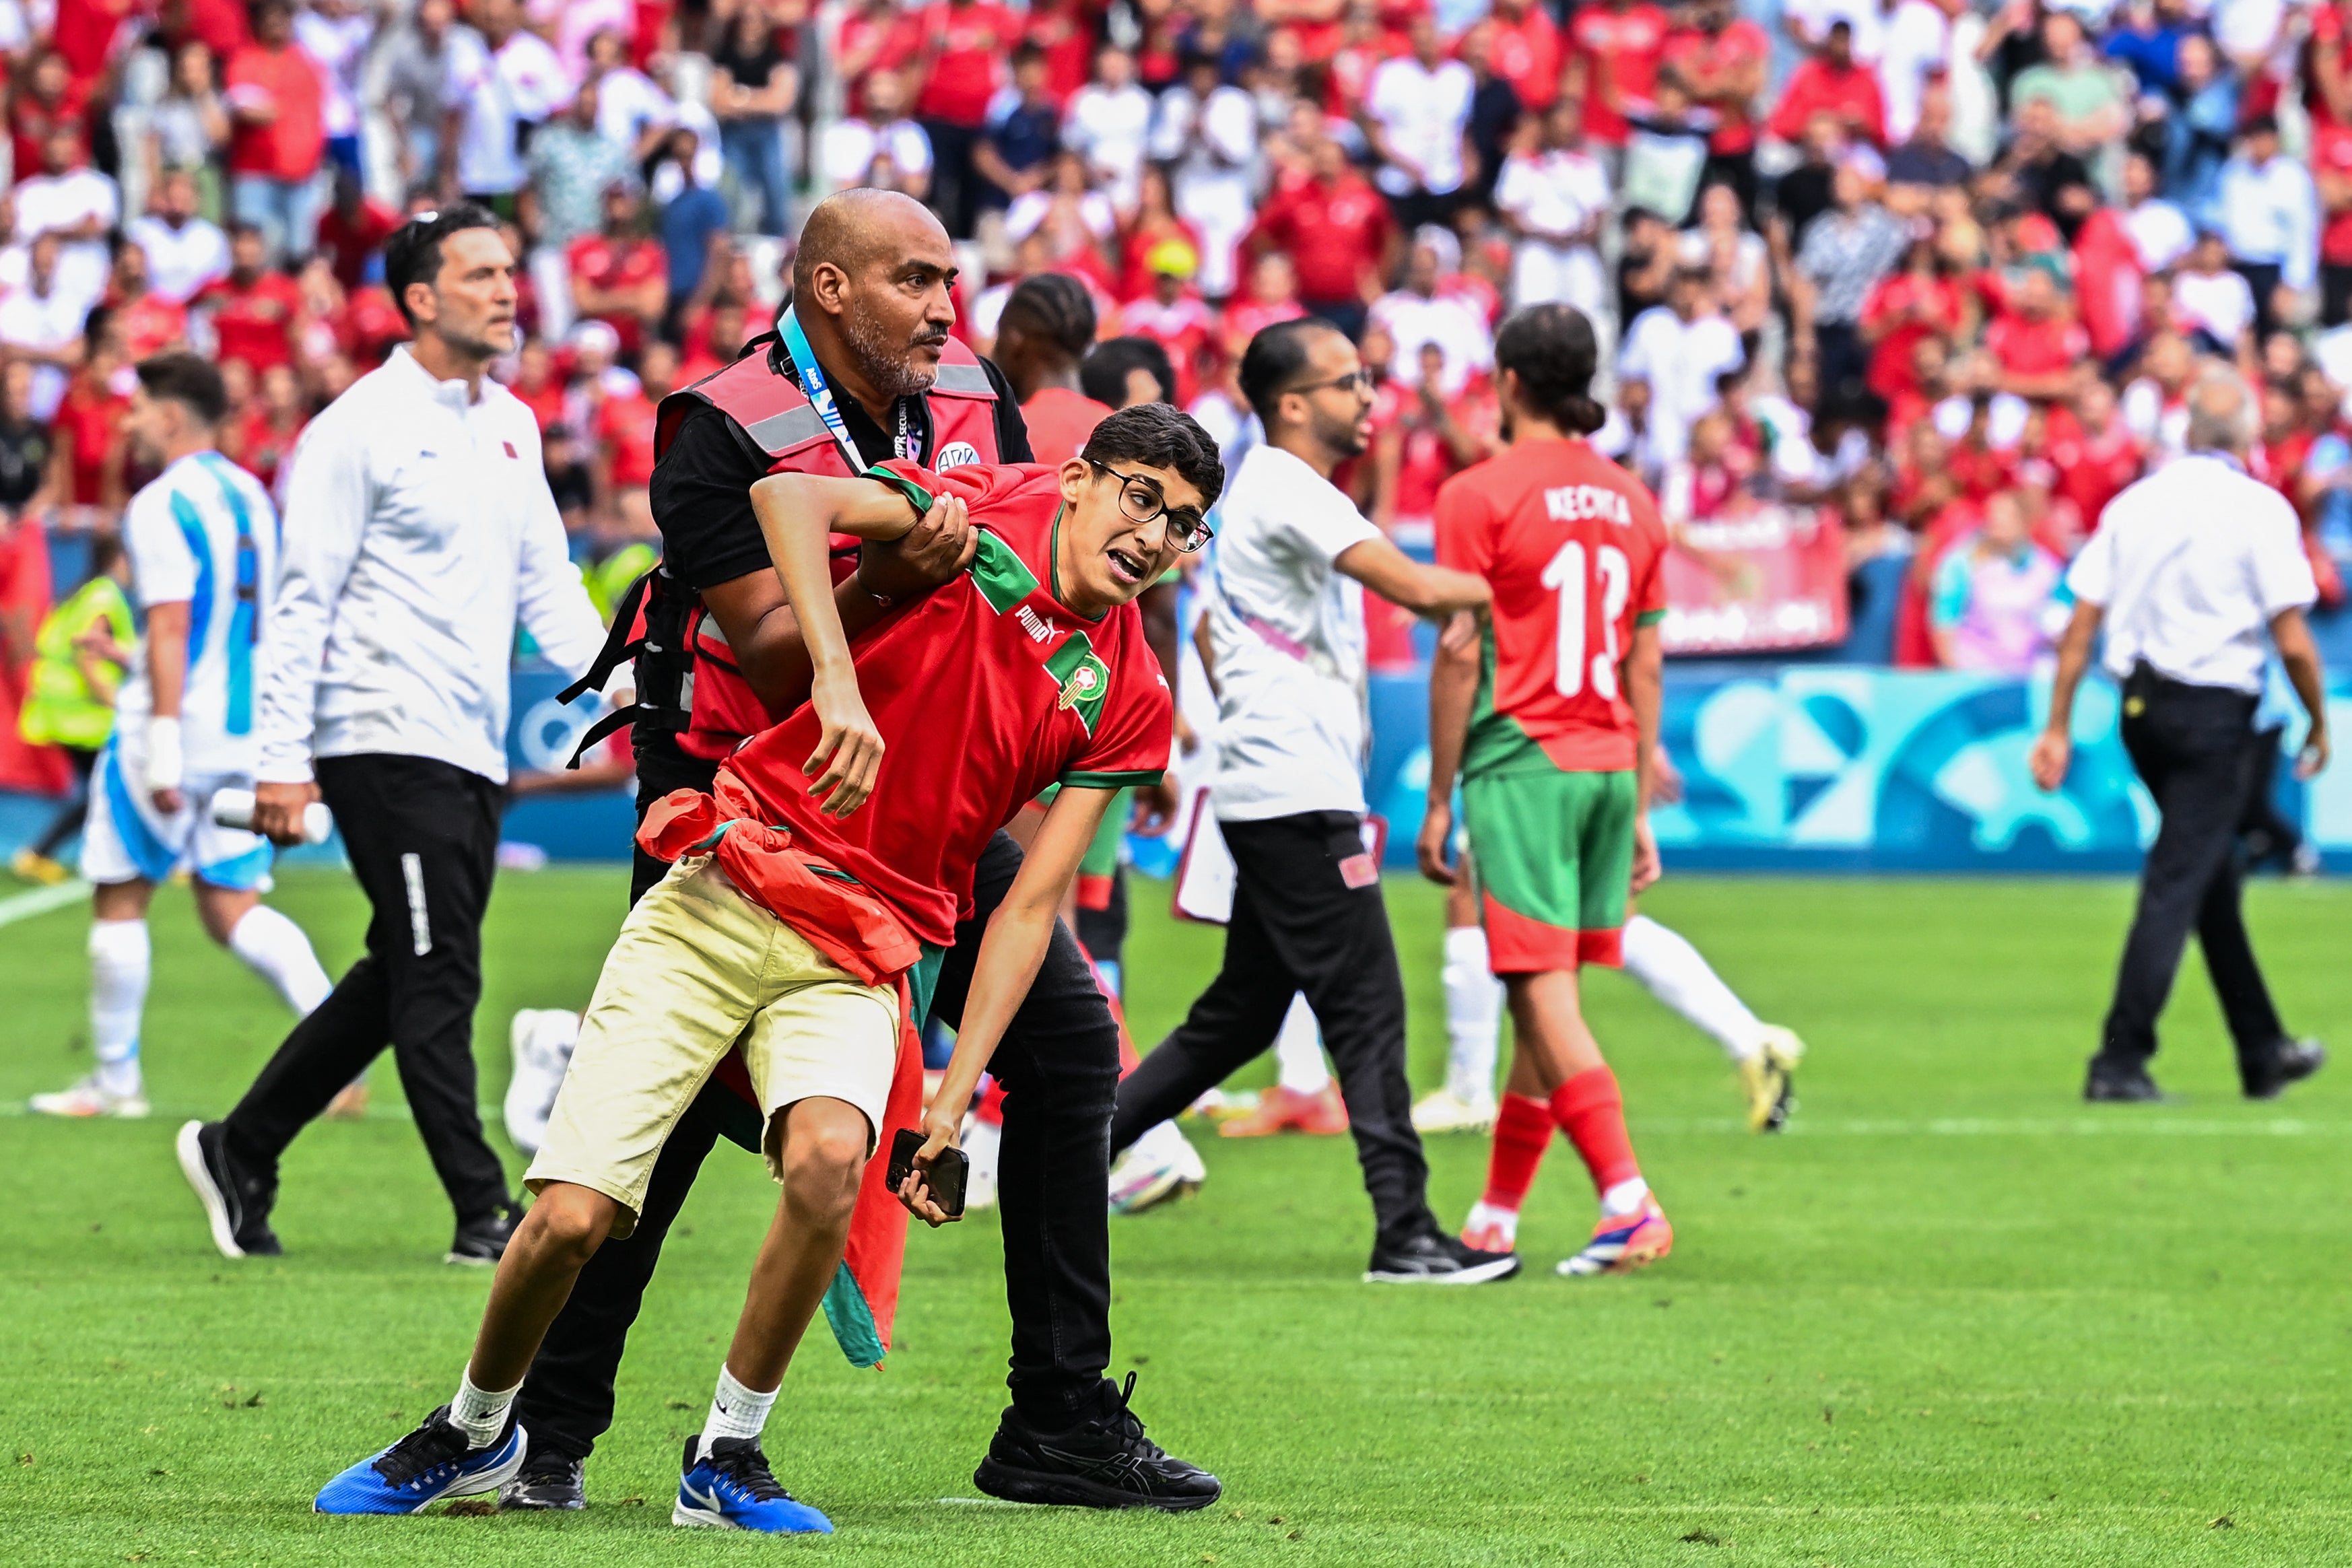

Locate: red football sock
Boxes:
[1549,1066,1641,1195]
[1480,1093,1554,1211]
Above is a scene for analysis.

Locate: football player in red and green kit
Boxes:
[312,403,1224,1529]
[1417,304,1676,1279]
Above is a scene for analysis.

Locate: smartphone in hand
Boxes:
[886,1127,968,1219]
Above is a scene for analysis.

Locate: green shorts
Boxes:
[1463,766,1637,974]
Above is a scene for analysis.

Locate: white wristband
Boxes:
[144,716,184,794]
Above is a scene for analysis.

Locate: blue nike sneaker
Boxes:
[673,1435,834,1533]
[314,1405,528,1514]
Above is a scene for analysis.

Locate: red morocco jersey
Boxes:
[720,459,1173,947]
[1436,438,1669,776]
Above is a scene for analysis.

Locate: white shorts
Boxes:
[81,739,273,891]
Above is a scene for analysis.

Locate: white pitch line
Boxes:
[1640,1116,2341,1137]
[0,879,88,928]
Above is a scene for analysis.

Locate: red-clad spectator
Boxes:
[1984,267,2089,403]
[915,0,1018,234]
[1024,0,1097,106]
[2318,122,2352,327]
[46,312,131,518]
[2256,380,2315,508]
[224,0,325,264]
[158,0,250,63]
[594,341,672,537]
[2070,201,2144,360]
[1565,0,1670,149]
[226,362,308,493]
[51,0,139,93]
[837,0,926,118]
[1860,233,1963,401]
[567,184,667,359]
[195,223,305,374]
[506,338,568,435]
[313,170,401,294]
[2045,376,2143,531]
[10,51,90,186]
[1116,166,1203,301]
[678,300,750,386]
[1114,240,1216,407]
[333,282,409,370]
[1766,21,1886,147]
[108,246,189,362]
[1223,250,1308,366]
[1244,135,1397,333]
[1487,0,1563,113]
[1663,0,1772,195]
[2311,0,2352,134]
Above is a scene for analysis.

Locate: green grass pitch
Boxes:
[4,865,2350,1565]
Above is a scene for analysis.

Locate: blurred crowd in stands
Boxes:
[5,0,2352,699]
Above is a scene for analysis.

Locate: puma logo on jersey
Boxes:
[1545,485,1633,526]
[1016,604,1060,642]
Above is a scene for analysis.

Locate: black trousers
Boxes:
[2097,669,2287,1078]
[2236,261,2285,343]
[514,751,1122,1459]
[223,753,510,1223]
[1112,811,1436,1250]
[30,744,98,858]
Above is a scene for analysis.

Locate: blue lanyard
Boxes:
[776,306,912,472]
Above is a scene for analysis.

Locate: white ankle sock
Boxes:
[702,1365,778,1450]
[1621,916,1763,1062]
[90,918,149,1097]
[1440,926,1503,1101]
[1272,995,1332,1095]
[228,904,333,1016]
[1463,1199,1520,1247]
[1601,1177,1652,1218]
[450,1369,521,1449]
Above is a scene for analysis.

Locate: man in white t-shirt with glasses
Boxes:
[1108,317,1515,1285]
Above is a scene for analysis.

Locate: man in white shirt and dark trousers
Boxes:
[2031,370,2330,1103]
[178,207,609,1265]
[1108,318,1514,1283]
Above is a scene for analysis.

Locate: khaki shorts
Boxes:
[525,856,900,1237]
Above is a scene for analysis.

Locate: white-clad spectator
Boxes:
[1148,51,1257,298]
[294,0,373,174]
[1368,229,1493,395]
[2211,0,2288,88]
[382,0,469,193]
[449,0,573,203]
[1364,14,1477,232]
[126,168,230,306]
[1006,150,1118,249]
[2174,228,2260,350]
[820,67,933,198]
[529,0,634,81]
[1493,98,1611,318]
[1063,43,1154,214]
[1618,263,1746,469]
[0,235,88,421]
[14,125,119,318]
[585,26,678,160]
[2122,149,2194,275]
[1879,0,1959,146]
[1784,0,1885,63]
[144,40,230,191]
[2215,114,2318,338]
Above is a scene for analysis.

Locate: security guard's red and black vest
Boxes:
[562,328,1003,764]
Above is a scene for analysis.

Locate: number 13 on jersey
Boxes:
[1541,540,1631,700]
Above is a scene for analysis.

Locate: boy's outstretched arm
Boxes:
[898,783,1119,1225]
[748,470,966,815]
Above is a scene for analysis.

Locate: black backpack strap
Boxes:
[558,570,655,706]
[560,566,695,769]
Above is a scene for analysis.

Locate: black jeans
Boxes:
[2098,669,2287,1078]
[1112,811,1436,1250]
[512,811,1122,1461]
[223,753,509,1223]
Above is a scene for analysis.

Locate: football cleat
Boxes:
[1411,1087,1498,1134]
[503,1009,578,1156]
[314,1406,527,1514]
[1559,1198,1674,1277]
[973,1372,1221,1511]
[10,848,71,884]
[1218,1083,1349,1138]
[1109,1120,1205,1215]
[30,1072,148,1119]
[673,1436,832,1532]
[1740,1025,1805,1132]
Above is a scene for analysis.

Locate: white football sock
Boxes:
[450,1369,521,1449]
[1273,994,1332,1095]
[1463,1199,1520,1248]
[1601,1176,1652,1218]
[1440,925,1503,1102]
[90,918,150,1097]
[702,1365,779,1450]
[1621,915,1764,1062]
[228,904,333,1016]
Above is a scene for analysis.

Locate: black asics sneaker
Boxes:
[499,1447,586,1511]
[974,1373,1221,1511]
[175,1120,281,1258]
[447,1204,520,1266]
[2244,1038,2326,1100]
[1364,1229,1520,1285]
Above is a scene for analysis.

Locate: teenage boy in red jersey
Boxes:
[1417,304,1677,1279]
[312,403,1224,1530]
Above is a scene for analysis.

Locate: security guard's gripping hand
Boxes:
[804,668,883,816]
[858,493,976,602]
